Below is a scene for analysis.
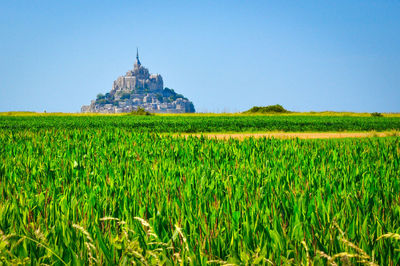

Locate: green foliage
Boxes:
[245,104,289,113]
[95,98,108,105]
[164,87,175,94]
[96,92,115,105]
[1,115,400,132]
[163,88,187,102]
[158,87,187,102]
[371,112,383,117]
[0,127,399,264]
[129,107,152,116]
[155,93,163,102]
[169,94,186,102]
[96,99,114,105]
[96,93,105,100]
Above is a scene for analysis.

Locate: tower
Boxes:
[135,48,141,67]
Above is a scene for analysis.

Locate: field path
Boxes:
[178,131,399,140]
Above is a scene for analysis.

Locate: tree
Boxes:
[96,93,105,100]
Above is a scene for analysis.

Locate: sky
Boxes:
[0,1,399,113]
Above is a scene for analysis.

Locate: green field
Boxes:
[1,116,400,265]
[1,115,400,132]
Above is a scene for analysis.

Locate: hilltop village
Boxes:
[81,50,195,113]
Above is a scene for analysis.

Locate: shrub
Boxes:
[96,99,108,105]
[371,112,383,117]
[96,93,105,100]
[164,87,175,95]
[156,94,163,102]
[129,107,152,116]
[244,104,289,113]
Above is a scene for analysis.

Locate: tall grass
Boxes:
[1,115,400,132]
[1,127,399,264]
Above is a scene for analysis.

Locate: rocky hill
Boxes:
[81,50,195,113]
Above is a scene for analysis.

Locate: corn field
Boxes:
[0,122,400,264]
[1,115,400,132]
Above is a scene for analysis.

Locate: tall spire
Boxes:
[136,47,141,66]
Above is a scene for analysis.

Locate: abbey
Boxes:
[81,50,195,113]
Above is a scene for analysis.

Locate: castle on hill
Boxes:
[81,50,195,113]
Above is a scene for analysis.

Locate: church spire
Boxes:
[136,48,141,66]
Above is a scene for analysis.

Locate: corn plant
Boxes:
[0,126,399,264]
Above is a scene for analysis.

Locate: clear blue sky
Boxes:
[1,1,399,113]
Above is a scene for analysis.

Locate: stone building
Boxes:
[81,49,195,113]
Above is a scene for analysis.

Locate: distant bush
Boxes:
[244,104,289,113]
[129,107,152,116]
[156,94,163,102]
[96,93,105,100]
[164,87,175,95]
[371,112,383,117]
[168,94,187,102]
[96,99,109,105]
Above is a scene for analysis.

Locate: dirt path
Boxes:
[178,131,399,140]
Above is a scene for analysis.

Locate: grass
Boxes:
[1,115,400,132]
[0,127,399,264]
[1,111,400,117]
